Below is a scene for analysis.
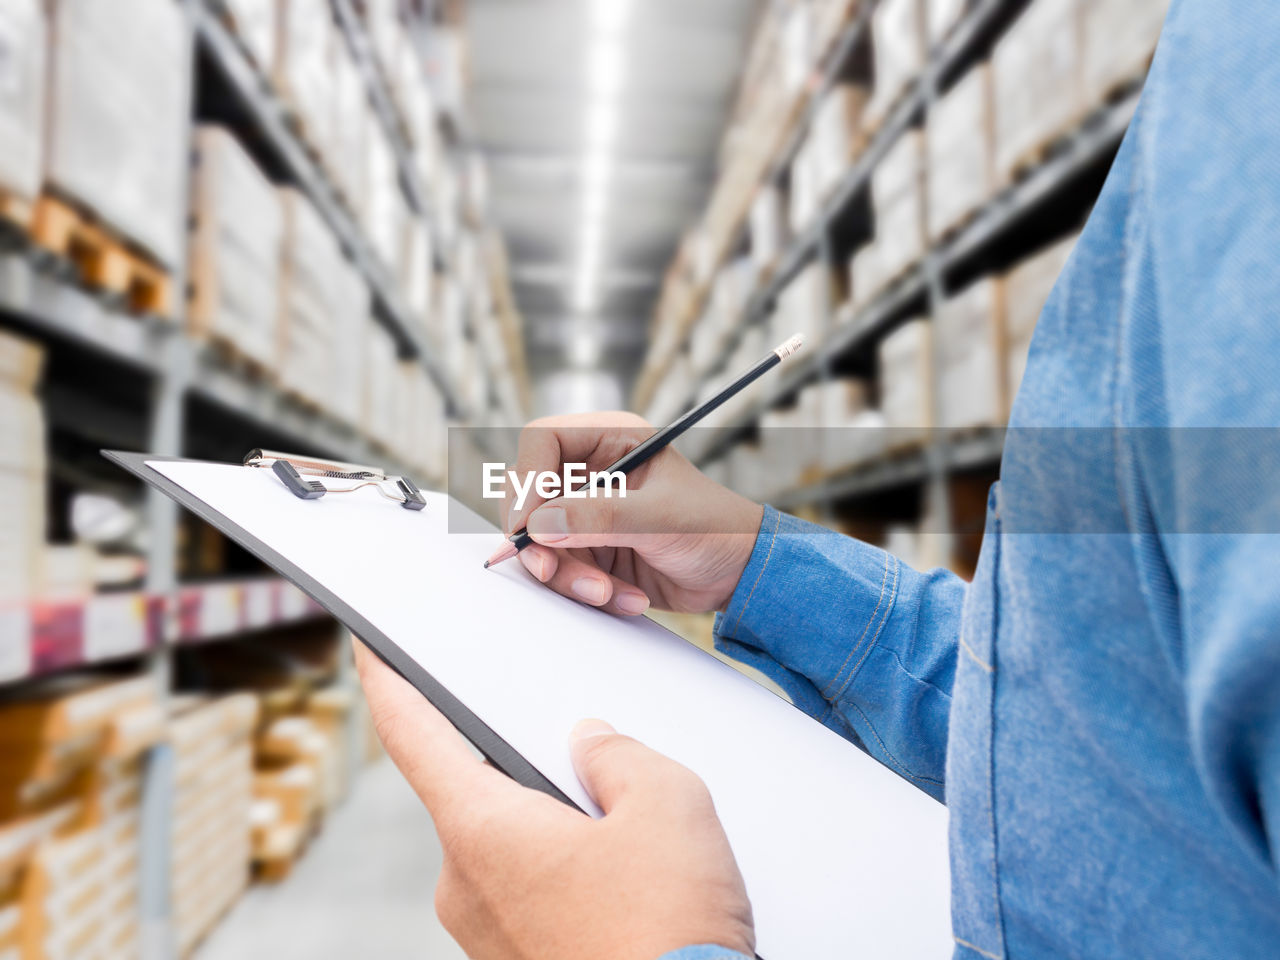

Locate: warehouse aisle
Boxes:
[197,759,466,960]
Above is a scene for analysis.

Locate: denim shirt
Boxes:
[663,1,1280,957]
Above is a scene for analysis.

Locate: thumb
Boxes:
[569,719,703,816]
[525,486,672,550]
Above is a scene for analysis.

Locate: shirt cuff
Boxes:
[657,947,753,960]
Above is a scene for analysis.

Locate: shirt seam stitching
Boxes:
[727,508,782,639]
[829,555,900,704]
[819,551,891,700]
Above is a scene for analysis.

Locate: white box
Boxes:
[46,0,188,266]
[866,0,926,130]
[749,185,786,273]
[870,131,927,286]
[878,317,934,433]
[1079,0,1169,106]
[927,64,994,242]
[810,84,869,198]
[0,0,45,210]
[188,127,284,371]
[1005,234,1078,398]
[993,0,1081,184]
[934,277,1006,430]
[274,0,334,152]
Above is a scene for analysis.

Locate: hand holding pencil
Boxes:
[491,336,804,617]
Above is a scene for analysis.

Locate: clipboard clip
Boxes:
[243,449,427,511]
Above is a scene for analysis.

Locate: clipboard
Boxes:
[107,450,952,959]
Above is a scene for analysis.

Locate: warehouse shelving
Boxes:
[693,85,1139,468]
[0,1,517,956]
[635,0,1157,572]
[195,0,467,418]
[0,578,326,686]
[769,426,1006,510]
[647,0,1025,392]
[0,253,419,482]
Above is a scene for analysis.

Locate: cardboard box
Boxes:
[927,64,994,242]
[993,0,1081,184]
[868,131,927,290]
[865,0,926,131]
[273,0,334,153]
[0,0,45,214]
[934,277,1007,430]
[749,185,786,273]
[878,318,934,436]
[1079,0,1169,106]
[278,189,343,409]
[0,675,154,745]
[1005,234,1078,399]
[46,0,187,267]
[188,126,284,371]
[810,84,869,198]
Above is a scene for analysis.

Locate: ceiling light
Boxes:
[591,0,632,38]
[569,333,603,367]
[588,40,624,99]
[585,99,618,152]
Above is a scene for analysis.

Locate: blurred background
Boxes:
[0,0,1166,957]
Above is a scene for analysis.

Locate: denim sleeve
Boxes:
[712,505,964,801]
[657,947,752,960]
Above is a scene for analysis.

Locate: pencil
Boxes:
[484,333,805,569]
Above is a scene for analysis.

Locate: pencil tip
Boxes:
[484,541,519,569]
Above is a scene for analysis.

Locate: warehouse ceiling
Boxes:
[464,0,763,401]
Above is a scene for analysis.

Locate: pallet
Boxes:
[31,194,172,317]
[253,855,297,884]
[203,334,276,384]
[928,199,987,248]
[0,187,34,232]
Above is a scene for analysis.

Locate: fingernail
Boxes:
[616,592,649,615]
[534,554,551,581]
[572,577,608,605]
[570,718,615,743]
[527,505,569,543]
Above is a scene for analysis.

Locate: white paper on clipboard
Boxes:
[146,458,951,959]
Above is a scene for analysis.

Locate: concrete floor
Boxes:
[197,759,468,960]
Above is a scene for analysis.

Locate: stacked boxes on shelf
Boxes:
[810,84,869,200]
[188,127,284,372]
[278,189,343,411]
[0,332,45,609]
[934,278,1008,431]
[0,674,160,960]
[250,686,353,882]
[853,130,926,305]
[878,318,934,444]
[993,0,1081,184]
[274,0,334,157]
[864,0,925,132]
[0,0,45,227]
[45,0,188,272]
[926,64,995,242]
[169,694,257,956]
[1079,0,1170,106]
[1005,234,1079,397]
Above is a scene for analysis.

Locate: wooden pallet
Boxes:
[0,187,34,232]
[203,333,277,384]
[31,194,172,316]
